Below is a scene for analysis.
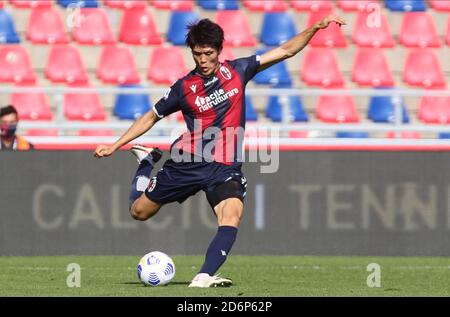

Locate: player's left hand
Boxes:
[314,15,347,30]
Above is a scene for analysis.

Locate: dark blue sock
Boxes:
[199,226,238,276]
[128,159,155,209]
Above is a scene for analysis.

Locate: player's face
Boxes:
[192,45,221,77]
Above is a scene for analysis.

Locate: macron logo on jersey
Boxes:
[190,85,197,93]
[194,88,239,113]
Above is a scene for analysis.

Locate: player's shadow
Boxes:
[121,281,190,286]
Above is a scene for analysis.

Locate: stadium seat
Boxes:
[243,0,288,12]
[307,11,347,48]
[9,0,53,8]
[367,89,409,123]
[113,84,150,120]
[26,129,59,136]
[152,0,194,11]
[316,92,360,123]
[78,129,114,136]
[291,0,334,12]
[352,11,395,48]
[58,0,99,7]
[97,45,140,84]
[0,9,20,43]
[198,0,239,10]
[337,0,378,12]
[219,47,236,63]
[103,0,146,9]
[403,49,446,88]
[288,130,309,138]
[336,132,369,138]
[0,45,36,83]
[10,85,53,121]
[64,85,106,121]
[148,47,188,84]
[119,7,162,45]
[418,95,450,124]
[399,12,441,48]
[385,0,426,12]
[216,11,256,47]
[26,7,69,44]
[245,96,258,121]
[45,45,89,84]
[167,11,200,45]
[260,13,297,46]
[385,131,421,139]
[254,49,292,86]
[301,48,344,87]
[265,94,309,122]
[429,0,450,11]
[72,8,115,45]
[438,133,450,139]
[351,49,394,87]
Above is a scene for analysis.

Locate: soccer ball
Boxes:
[137,251,175,286]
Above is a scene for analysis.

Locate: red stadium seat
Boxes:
[26,7,69,44]
[429,0,450,11]
[151,0,194,10]
[45,45,89,84]
[78,129,114,136]
[307,10,347,48]
[97,45,140,84]
[301,48,344,87]
[399,12,441,48]
[0,45,36,84]
[118,7,162,45]
[418,94,450,124]
[26,129,59,136]
[10,85,53,120]
[351,48,394,87]
[148,46,187,84]
[64,85,107,121]
[385,131,421,139]
[337,0,379,12]
[243,0,288,12]
[291,0,333,12]
[9,0,53,8]
[403,49,446,88]
[316,91,360,123]
[352,11,395,48]
[216,11,256,47]
[72,8,115,45]
[219,47,236,63]
[103,0,147,9]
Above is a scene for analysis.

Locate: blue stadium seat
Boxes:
[0,10,20,43]
[254,48,292,86]
[260,12,297,46]
[198,0,239,10]
[438,133,450,139]
[114,85,151,120]
[368,89,410,123]
[245,96,258,121]
[336,132,370,138]
[57,0,99,7]
[167,11,200,45]
[385,0,426,12]
[265,90,308,122]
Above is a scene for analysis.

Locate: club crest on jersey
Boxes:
[190,85,197,93]
[147,177,157,192]
[220,66,232,80]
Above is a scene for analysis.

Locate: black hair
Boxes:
[0,105,18,118]
[185,18,224,52]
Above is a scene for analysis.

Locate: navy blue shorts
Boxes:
[145,159,247,209]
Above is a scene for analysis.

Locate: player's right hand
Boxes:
[94,145,115,158]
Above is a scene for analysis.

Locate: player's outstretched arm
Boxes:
[258,15,346,72]
[94,110,159,158]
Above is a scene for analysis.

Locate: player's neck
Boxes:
[196,63,220,78]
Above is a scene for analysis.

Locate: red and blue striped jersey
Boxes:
[153,55,260,165]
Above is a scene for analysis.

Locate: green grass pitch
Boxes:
[1,256,449,296]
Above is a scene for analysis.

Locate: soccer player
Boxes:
[94,16,345,287]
